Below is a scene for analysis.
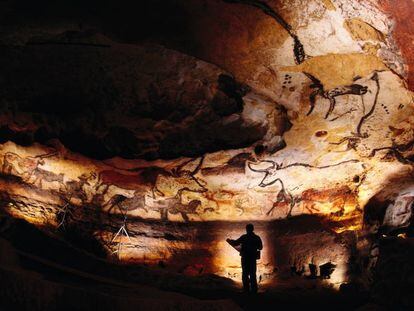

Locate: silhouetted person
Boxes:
[227,224,263,293]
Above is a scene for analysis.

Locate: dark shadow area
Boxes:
[0,210,373,310]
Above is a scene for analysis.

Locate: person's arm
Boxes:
[226,235,244,246]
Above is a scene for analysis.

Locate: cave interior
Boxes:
[0,0,414,310]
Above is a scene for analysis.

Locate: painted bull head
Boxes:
[248,160,282,187]
[248,159,360,187]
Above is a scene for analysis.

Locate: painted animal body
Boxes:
[95,167,166,197]
[30,167,64,189]
[156,156,207,196]
[168,199,202,222]
[301,186,354,215]
[99,157,207,199]
[65,172,96,201]
[223,1,383,123]
[248,159,360,187]
[151,188,202,222]
[104,192,148,214]
[305,73,368,119]
[2,152,44,180]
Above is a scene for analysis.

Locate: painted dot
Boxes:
[315,130,328,137]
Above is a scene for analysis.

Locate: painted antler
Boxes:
[175,156,205,175]
[175,186,206,199]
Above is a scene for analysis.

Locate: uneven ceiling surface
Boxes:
[0,0,414,300]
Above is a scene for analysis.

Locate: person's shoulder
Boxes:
[254,233,262,239]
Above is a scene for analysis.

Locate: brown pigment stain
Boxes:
[315,130,328,137]
[282,53,387,90]
[379,0,414,90]
[344,18,385,42]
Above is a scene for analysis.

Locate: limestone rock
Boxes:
[0,0,414,295]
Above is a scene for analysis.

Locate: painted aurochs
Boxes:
[0,1,414,303]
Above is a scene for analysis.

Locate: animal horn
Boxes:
[247,160,275,172]
[36,152,58,159]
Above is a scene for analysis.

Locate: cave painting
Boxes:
[224,0,306,65]
[151,188,203,222]
[151,156,207,197]
[2,151,56,181]
[304,72,368,120]
[103,191,149,214]
[248,159,360,187]
[0,0,414,291]
[248,159,362,217]
[225,0,389,140]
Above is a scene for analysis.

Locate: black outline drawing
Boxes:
[248,159,360,187]
[1,151,57,180]
[150,187,204,222]
[101,156,207,199]
[305,73,368,119]
[223,0,373,120]
[103,191,149,215]
[223,0,306,64]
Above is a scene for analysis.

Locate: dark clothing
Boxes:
[230,232,263,293]
[242,256,257,293]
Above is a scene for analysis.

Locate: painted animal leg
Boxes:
[1,163,9,174]
[106,202,116,214]
[266,202,277,216]
[304,73,324,116]
[287,201,295,218]
[307,89,319,116]
[139,204,148,213]
[325,96,337,119]
[181,212,189,222]
[160,208,168,221]
[152,185,164,199]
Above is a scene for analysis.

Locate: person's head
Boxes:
[246,223,254,233]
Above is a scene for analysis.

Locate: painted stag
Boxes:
[65,172,97,202]
[151,187,203,222]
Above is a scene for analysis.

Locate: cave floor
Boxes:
[2,251,370,311]
[0,218,370,311]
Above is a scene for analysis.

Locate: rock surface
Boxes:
[0,0,413,299]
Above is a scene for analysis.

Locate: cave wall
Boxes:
[0,0,414,289]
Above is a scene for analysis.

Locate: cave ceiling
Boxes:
[1,0,414,284]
